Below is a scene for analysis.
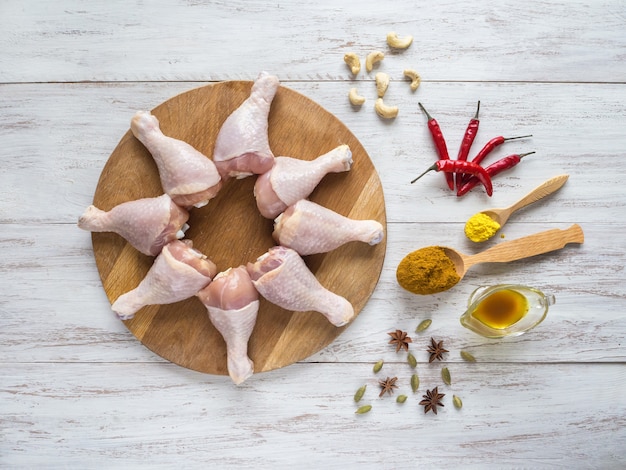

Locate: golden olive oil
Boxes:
[461,284,555,338]
[472,289,529,329]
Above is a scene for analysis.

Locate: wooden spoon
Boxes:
[476,174,570,229]
[444,223,584,281]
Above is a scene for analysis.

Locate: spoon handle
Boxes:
[507,174,569,214]
[465,224,584,268]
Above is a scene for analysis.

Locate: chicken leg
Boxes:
[111,240,217,320]
[78,194,189,256]
[273,199,384,255]
[131,111,222,208]
[254,144,353,219]
[213,71,279,179]
[197,266,259,385]
[246,246,354,327]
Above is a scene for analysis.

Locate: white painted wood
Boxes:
[1,363,625,467]
[1,0,625,83]
[1,0,625,467]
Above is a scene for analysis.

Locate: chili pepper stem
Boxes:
[418,102,434,121]
[411,164,437,184]
[474,100,481,119]
[504,134,532,141]
[518,151,536,158]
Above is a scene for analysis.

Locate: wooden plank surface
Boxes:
[1,0,625,467]
[2,363,625,467]
[1,0,625,83]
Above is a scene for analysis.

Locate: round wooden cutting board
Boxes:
[91,80,387,376]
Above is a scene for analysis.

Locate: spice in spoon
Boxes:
[464,212,501,242]
[396,246,460,295]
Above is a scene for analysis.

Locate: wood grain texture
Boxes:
[1,0,625,83]
[1,0,625,467]
[2,362,625,467]
[92,81,386,374]
[451,223,584,275]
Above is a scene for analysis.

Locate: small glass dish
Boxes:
[460,284,555,338]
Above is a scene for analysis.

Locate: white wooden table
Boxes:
[1,1,625,467]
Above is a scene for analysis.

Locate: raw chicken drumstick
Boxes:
[197,266,259,385]
[273,199,384,256]
[111,240,217,320]
[213,71,279,180]
[246,246,354,327]
[78,194,189,256]
[130,110,222,208]
[254,144,353,219]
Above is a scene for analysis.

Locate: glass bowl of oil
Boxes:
[460,284,555,338]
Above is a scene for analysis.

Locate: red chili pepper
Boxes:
[459,134,533,186]
[455,100,481,189]
[457,151,535,197]
[418,102,454,191]
[411,159,493,196]
[470,134,533,167]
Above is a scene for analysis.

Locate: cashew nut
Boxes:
[343,52,361,75]
[386,31,413,49]
[365,51,385,73]
[374,98,398,119]
[348,87,366,106]
[403,69,421,91]
[375,72,390,98]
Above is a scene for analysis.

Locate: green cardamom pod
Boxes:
[396,394,408,403]
[442,367,451,385]
[355,404,372,414]
[410,373,419,392]
[407,352,417,368]
[354,385,367,402]
[373,360,384,373]
[460,350,476,362]
[453,395,463,409]
[415,319,432,332]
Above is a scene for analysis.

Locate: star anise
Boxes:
[388,329,412,352]
[378,376,398,397]
[427,337,449,362]
[419,386,445,414]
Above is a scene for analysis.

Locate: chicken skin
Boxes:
[111,240,217,320]
[131,111,222,208]
[273,199,384,256]
[254,144,353,219]
[246,246,354,327]
[197,266,259,385]
[78,194,189,256]
[213,71,279,179]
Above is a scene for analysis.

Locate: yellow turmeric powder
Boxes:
[396,246,461,295]
[464,213,501,242]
